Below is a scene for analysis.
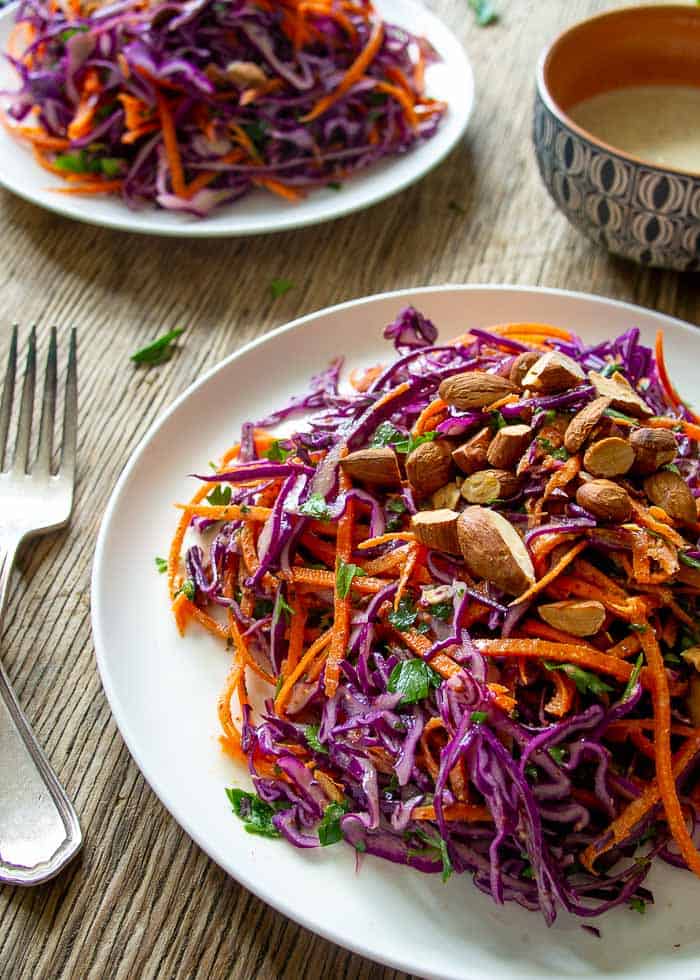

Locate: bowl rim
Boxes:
[536,3,700,181]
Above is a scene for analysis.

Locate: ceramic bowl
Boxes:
[534,5,700,272]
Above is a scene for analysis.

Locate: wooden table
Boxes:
[0,1,698,976]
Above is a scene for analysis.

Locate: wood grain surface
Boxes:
[0,1,698,977]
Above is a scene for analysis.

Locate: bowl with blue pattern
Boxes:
[534,5,700,272]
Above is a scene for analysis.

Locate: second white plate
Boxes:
[92,285,700,980]
[0,0,473,236]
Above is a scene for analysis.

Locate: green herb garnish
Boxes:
[543,661,614,697]
[175,578,195,600]
[629,897,646,914]
[548,746,567,765]
[326,182,343,191]
[468,0,497,26]
[299,492,332,521]
[386,497,407,514]
[629,622,648,633]
[225,788,287,838]
[622,653,644,702]
[470,711,488,724]
[270,277,294,299]
[302,724,328,755]
[336,560,366,599]
[680,552,700,570]
[370,422,436,455]
[387,597,419,632]
[131,328,184,366]
[155,556,168,574]
[387,658,441,705]
[430,601,453,622]
[273,591,294,621]
[265,440,294,462]
[207,484,232,506]
[317,801,349,845]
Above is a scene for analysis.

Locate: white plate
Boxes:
[92,286,700,980]
[0,0,472,237]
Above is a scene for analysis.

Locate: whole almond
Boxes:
[510,351,539,387]
[538,600,606,637]
[340,447,401,487]
[643,470,697,524]
[406,439,453,496]
[564,397,611,454]
[411,509,461,554]
[486,424,533,469]
[432,481,461,510]
[226,60,268,87]
[439,371,517,410]
[522,351,585,392]
[452,426,492,475]
[576,479,632,521]
[457,506,535,595]
[460,469,520,504]
[583,437,634,477]
[588,370,652,417]
[630,427,678,475]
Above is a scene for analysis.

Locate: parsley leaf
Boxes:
[131,328,184,366]
[490,411,508,431]
[468,0,497,26]
[470,711,488,724]
[242,120,268,152]
[430,601,453,622]
[543,661,614,697]
[387,597,418,631]
[629,897,646,914]
[155,556,168,573]
[274,674,284,698]
[414,829,453,882]
[317,801,349,846]
[387,658,441,705]
[326,181,343,191]
[226,788,286,837]
[302,724,328,755]
[538,437,569,460]
[370,421,436,454]
[299,492,332,521]
[273,590,294,621]
[604,407,638,424]
[265,440,293,462]
[601,362,623,378]
[386,497,407,514]
[548,746,567,765]
[175,579,195,600]
[270,277,294,299]
[662,463,681,475]
[336,560,366,599]
[622,653,644,702]
[207,484,232,506]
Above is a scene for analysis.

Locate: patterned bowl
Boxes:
[534,5,700,272]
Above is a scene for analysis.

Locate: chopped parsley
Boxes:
[662,463,681,475]
[273,590,294,621]
[207,484,232,506]
[131,328,184,366]
[326,182,343,191]
[242,120,268,152]
[175,578,195,600]
[317,801,349,845]
[370,421,436,455]
[225,788,287,838]
[270,277,294,299]
[470,711,488,724]
[299,492,332,521]
[253,598,274,619]
[490,411,508,431]
[430,601,453,622]
[538,437,569,460]
[265,440,294,462]
[387,658,441,705]
[629,897,646,914]
[155,556,168,574]
[468,0,497,26]
[386,496,407,514]
[274,674,285,698]
[414,828,453,882]
[543,661,614,697]
[336,560,366,599]
[622,653,644,702]
[548,746,567,765]
[387,597,419,632]
[302,724,327,755]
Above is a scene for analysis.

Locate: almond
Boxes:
[340,447,401,487]
[411,509,461,554]
[486,424,533,469]
[630,427,678,475]
[432,481,460,510]
[538,599,606,637]
[406,439,453,496]
[225,60,268,88]
[439,371,518,410]
[457,506,535,595]
[682,645,700,672]
[643,470,697,524]
[575,479,632,521]
[563,397,611,453]
[509,351,539,387]
[588,370,652,417]
[522,351,585,392]
[460,469,520,504]
[583,437,634,477]
[452,426,492,475]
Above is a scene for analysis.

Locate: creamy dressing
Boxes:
[569,85,700,174]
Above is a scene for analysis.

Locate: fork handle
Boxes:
[0,537,82,885]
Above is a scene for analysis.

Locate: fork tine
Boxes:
[12,326,36,473]
[60,329,77,483]
[0,326,17,470]
[35,327,57,475]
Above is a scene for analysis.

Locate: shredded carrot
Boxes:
[284,593,307,674]
[412,397,447,436]
[156,91,186,197]
[175,502,272,522]
[275,628,333,715]
[373,81,418,128]
[473,639,636,686]
[301,18,384,121]
[357,532,416,550]
[544,666,576,717]
[512,539,588,606]
[325,470,354,698]
[519,618,597,650]
[394,542,418,610]
[53,180,124,195]
[413,803,492,822]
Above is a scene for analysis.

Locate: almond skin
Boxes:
[583,437,634,477]
[457,506,535,596]
[522,351,585,392]
[538,600,606,637]
[575,479,632,521]
[439,371,517,410]
[643,470,697,524]
[432,481,461,510]
[411,509,461,554]
[564,397,611,454]
[452,426,492,475]
[405,439,453,496]
[588,370,652,417]
[460,469,520,504]
[340,447,402,487]
[226,60,268,87]
[630,427,678,475]
[486,424,533,470]
[509,351,539,387]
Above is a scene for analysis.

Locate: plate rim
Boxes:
[0,0,473,238]
[91,283,700,978]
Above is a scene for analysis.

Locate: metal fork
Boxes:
[0,326,81,886]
